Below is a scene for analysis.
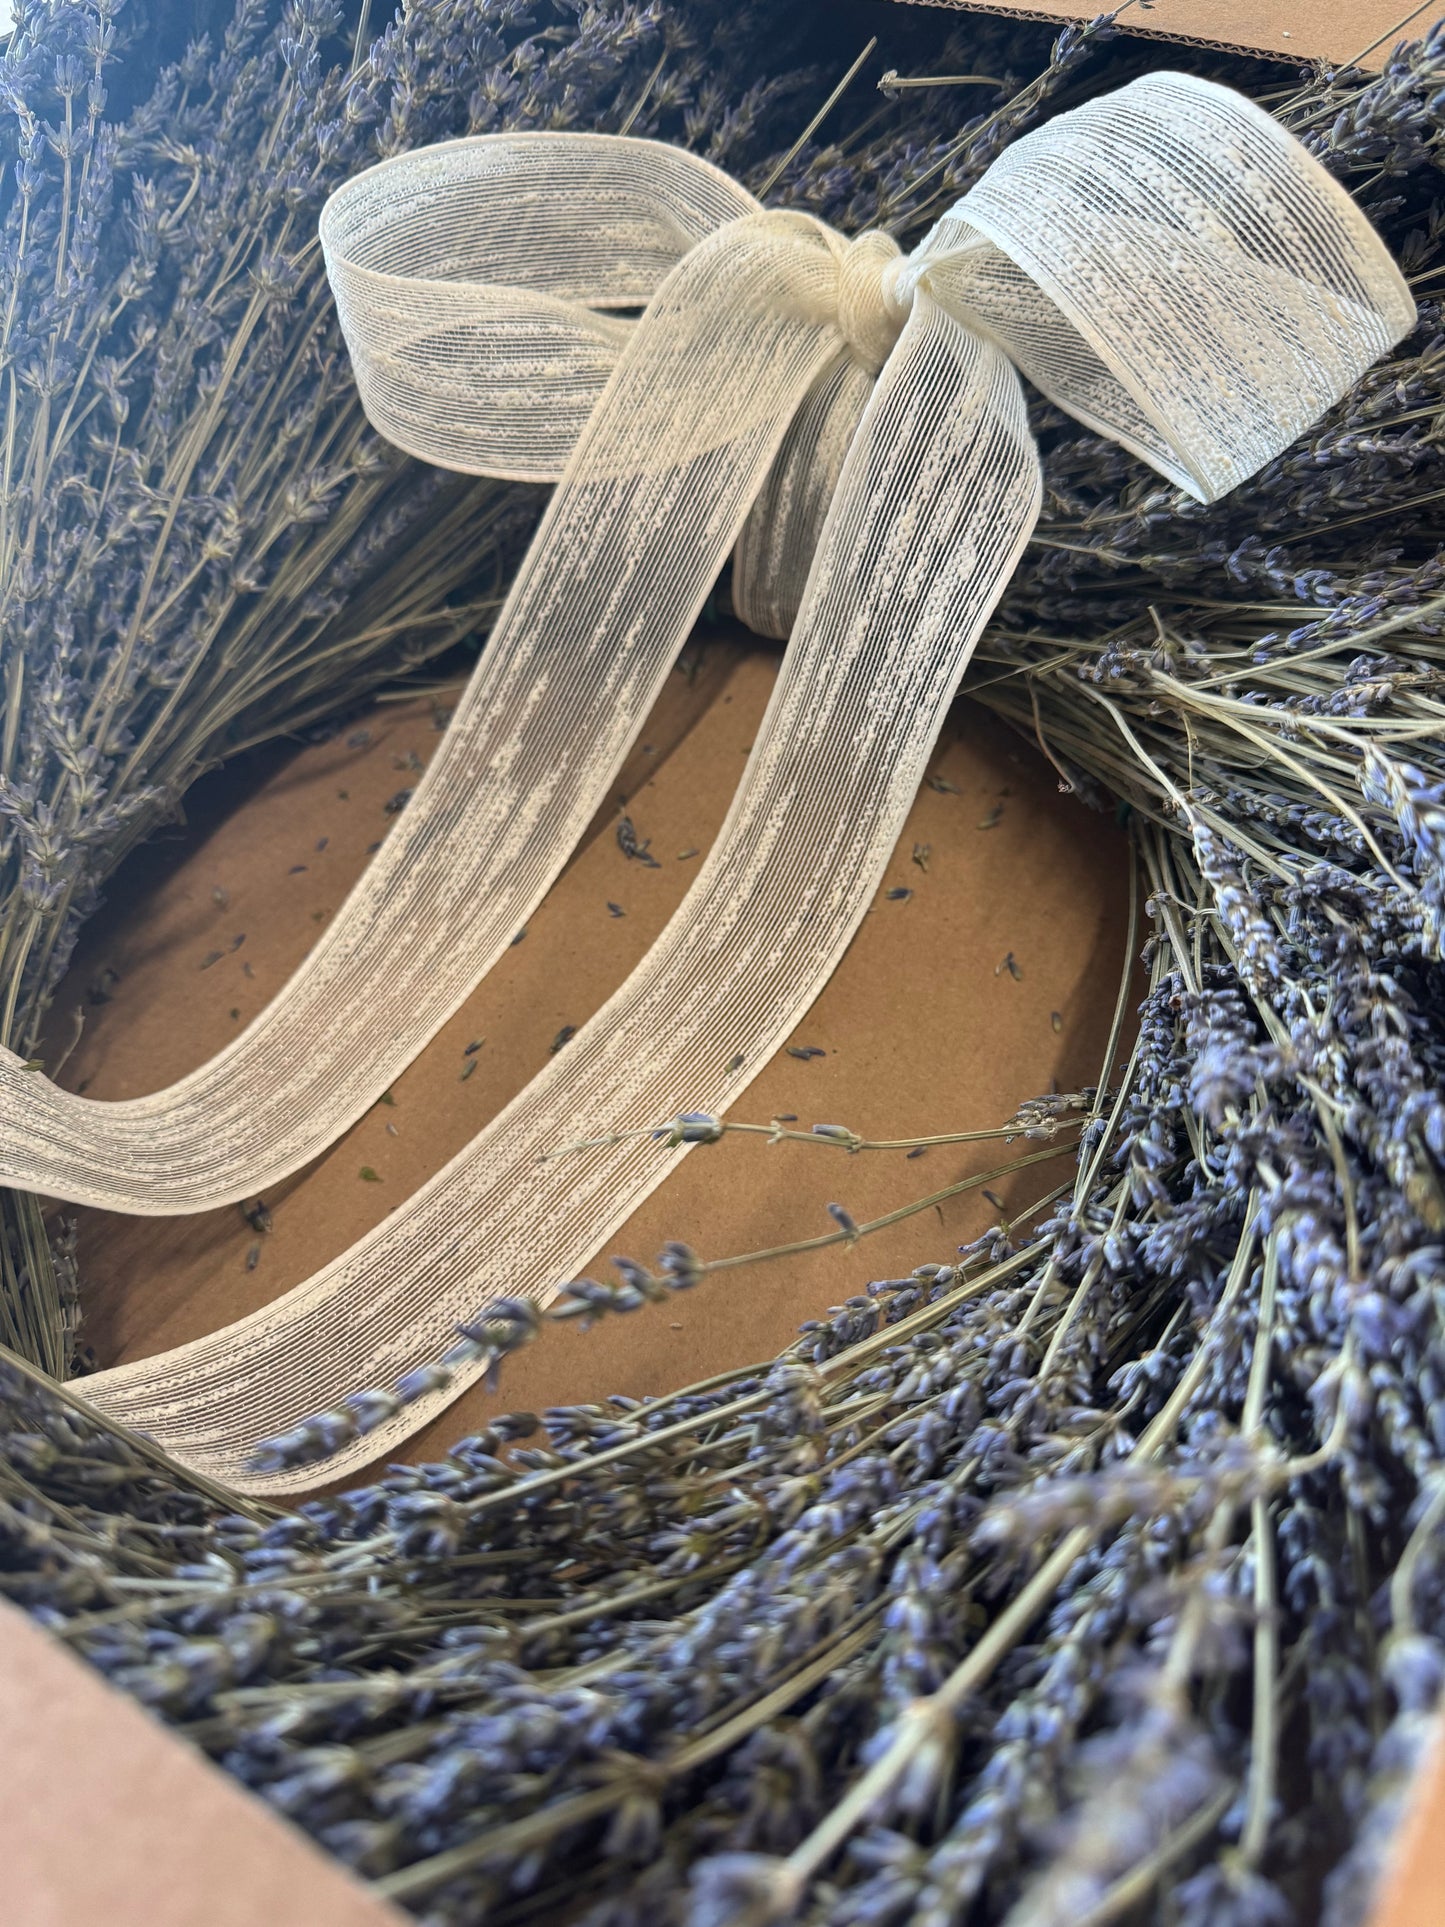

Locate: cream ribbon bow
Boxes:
[15,75,1412,1489]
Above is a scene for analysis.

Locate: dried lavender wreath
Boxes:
[6,7,1445,1927]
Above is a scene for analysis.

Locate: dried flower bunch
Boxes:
[6,5,1445,1926]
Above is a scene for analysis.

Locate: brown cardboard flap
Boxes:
[1369,1714,1445,1927]
[0,1597,404,1927]
[896,0,1434,71]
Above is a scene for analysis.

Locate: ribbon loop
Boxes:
[321,132,759,481]
[914,73,1415,501]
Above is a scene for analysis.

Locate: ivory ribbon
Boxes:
[4,75,1412,1489]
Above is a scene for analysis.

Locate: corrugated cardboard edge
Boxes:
[894,0,1439,72]
[899,1,1324,67]
[0,1597,404,1927]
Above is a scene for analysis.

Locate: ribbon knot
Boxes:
[833,228,907,374]
[3,77,1417,1489]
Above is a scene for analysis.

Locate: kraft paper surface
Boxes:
[896,0,1428,69]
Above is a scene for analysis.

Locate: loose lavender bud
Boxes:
[827,1202,860,1241]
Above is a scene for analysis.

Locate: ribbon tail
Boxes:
[0,221,838,1214]
[83,297,1043,1491]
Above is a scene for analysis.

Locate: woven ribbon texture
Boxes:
[0,76,1413,1489]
